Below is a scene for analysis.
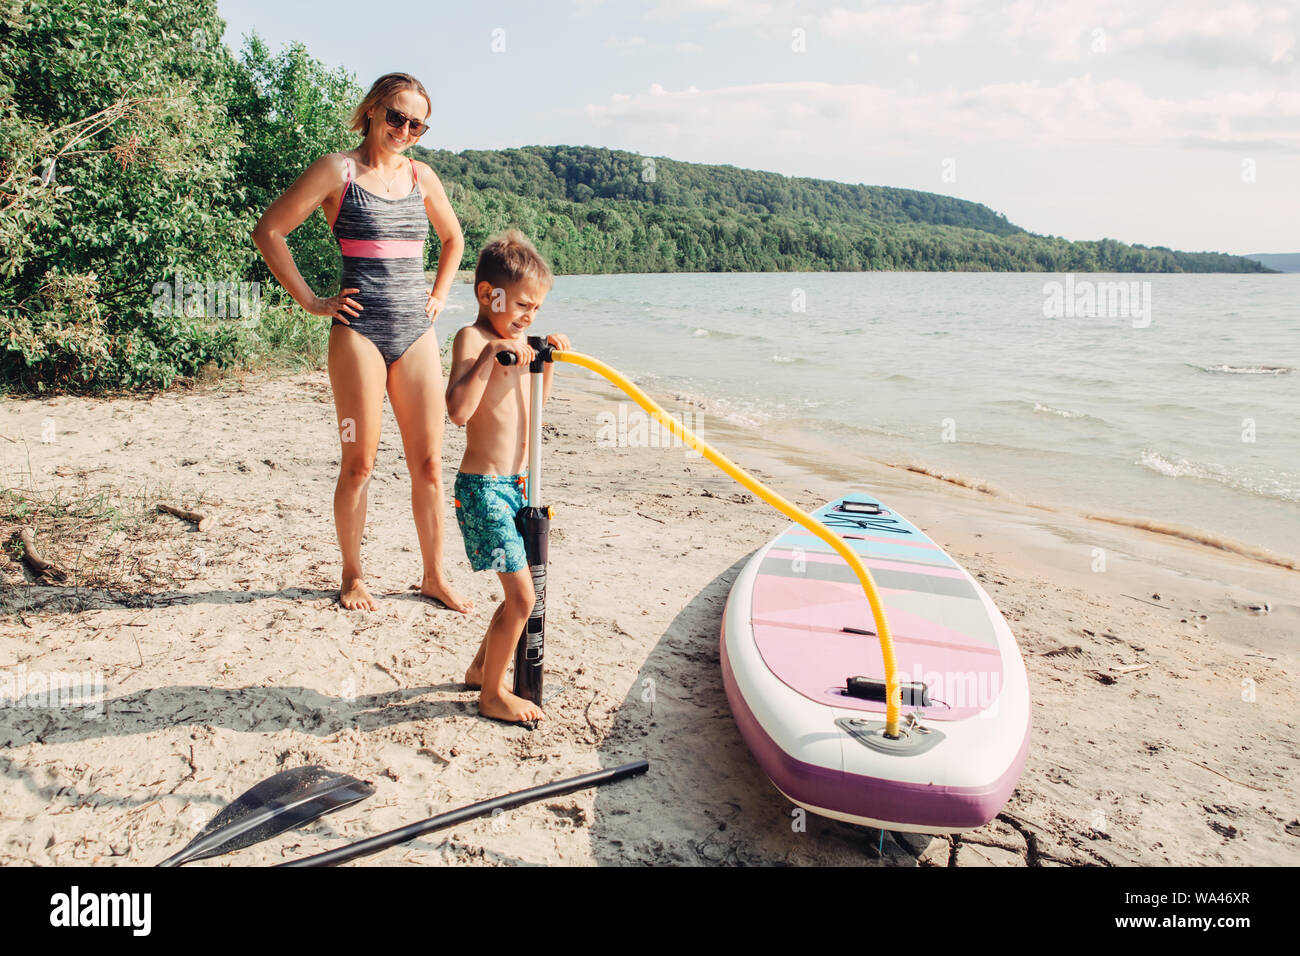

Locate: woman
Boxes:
[253,73,472,614]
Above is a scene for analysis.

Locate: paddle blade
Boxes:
[159,766,374,867]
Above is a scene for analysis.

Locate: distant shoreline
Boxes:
[447,266,1292,282]
[418,145,1272,275]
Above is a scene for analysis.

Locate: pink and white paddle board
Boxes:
[721,493,1031,833]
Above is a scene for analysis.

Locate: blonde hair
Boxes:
[349,73,432,138]
[474,229,554,292]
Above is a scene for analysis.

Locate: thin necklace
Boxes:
[373,163,400,193]
[360,156,401,194]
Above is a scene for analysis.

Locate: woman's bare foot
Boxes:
[479,686,544,725]
[419,573,474,613]
[340,577,377,611]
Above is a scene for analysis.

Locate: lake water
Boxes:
[441,272,1300,559]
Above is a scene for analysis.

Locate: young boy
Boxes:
[445,230,569,725]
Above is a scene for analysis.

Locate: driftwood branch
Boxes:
[157,503,210,531]
[18,528,67,580]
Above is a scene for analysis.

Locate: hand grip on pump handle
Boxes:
[495,343,554,367]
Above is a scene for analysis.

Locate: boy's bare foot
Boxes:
[463,634,489,689]
[340,577,377,611]
[419,573,474,613]
[479,686,544,725]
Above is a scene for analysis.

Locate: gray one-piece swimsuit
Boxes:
[328,156,432,365]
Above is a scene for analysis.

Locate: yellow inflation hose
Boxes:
[552,349,903,738]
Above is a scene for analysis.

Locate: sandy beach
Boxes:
[1,360,1297,867]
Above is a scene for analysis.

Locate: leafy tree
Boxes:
[1,0,253,391]
[226,33,362,296]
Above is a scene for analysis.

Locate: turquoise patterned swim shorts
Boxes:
[453,471,529,573]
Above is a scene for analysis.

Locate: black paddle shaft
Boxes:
[277,759,649,867]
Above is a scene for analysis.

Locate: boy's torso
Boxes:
[459,327,531,476]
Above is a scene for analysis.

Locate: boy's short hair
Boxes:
[474,229,554,293]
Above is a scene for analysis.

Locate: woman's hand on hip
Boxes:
[425,290,444,320]
[307,289,363,323]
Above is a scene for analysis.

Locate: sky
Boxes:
[216,0,1299,255]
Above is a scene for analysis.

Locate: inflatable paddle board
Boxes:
[721,493,1031,833]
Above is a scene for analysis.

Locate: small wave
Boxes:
[1138,449,1300,504]
[1189,363,1293,375]
[771,353,808,365]
[688,327,743,341]
[993,399,1103,424]
[1033,402,1086,419]
[669,391,770,429]
[1086,513,1300,571]
[1139,449,1199,479]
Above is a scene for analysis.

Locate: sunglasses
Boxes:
[383,106,428,137]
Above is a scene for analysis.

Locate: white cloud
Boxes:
[584,76,1300,154]
[647,1,1298,73]
[996,0,1297,68]
[646,0,801,32]
[648,0,771,17]
[822,0,980,47]
[604,34,647,53]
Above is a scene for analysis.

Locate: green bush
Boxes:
[0,0,253,393]
[227,33,361,295]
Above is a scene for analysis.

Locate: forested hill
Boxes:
[422,145,1021,236]
[412,144,1270,275]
